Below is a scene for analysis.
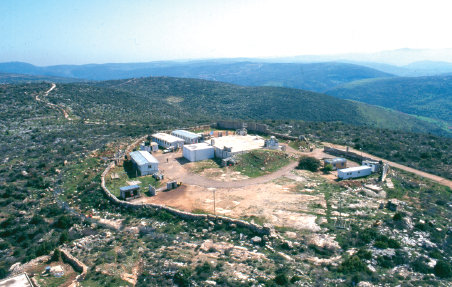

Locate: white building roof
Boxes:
[152,133,185,143]
[130,151,159,165]
[184,142,214,151]
[325,158,347,163]
[339,166,371,172]
[172,130,200,140]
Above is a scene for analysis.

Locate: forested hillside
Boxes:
[326,76,452,123]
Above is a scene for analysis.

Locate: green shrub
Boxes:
[51,248,61,262]
[393,212,403,221]
[338,256,369,274]
[411,257,433,274]
[297,157,321,172]
[359,228,377,244]
[274,273,289,285]
[290,275,302,283]
[356,249,372,260]
[434,260,452,278]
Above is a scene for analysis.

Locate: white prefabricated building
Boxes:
[171,130,200,144]
[151,133,185,149]
[129,151,159,176]
[337,166,372,180]
[362,160,381,173]
[183,143,215,162]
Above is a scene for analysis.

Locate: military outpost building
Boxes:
[171,130,200,144]
[151,133,185,149]
[129,151,159,176]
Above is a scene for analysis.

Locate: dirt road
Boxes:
[36,83,73,120]
[320,144,452,188]
[154,151,299,188]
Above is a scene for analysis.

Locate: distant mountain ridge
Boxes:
[0,61,395,93]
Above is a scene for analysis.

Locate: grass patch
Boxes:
[232,149,293,178]
[105,166,161,198]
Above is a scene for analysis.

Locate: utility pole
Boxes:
[213,190,216,216]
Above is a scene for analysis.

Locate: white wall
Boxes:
[183,146,214,162]
[138,163,159,176]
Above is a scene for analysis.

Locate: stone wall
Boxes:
[101,161,271,235]
[324,146,373,162]
[61,249,88,286]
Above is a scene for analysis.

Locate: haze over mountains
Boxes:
[1,48,452,134]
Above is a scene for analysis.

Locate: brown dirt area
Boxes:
[134,180,326,231]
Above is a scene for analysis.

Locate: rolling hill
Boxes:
[0,61,395,93]
[325,75,452,124]
[67,76,445,136]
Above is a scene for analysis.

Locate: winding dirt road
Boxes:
[155,151,299,188]
[36,83,73,120]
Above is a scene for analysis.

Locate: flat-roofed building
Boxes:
[338,166,372,180]
[212,135,265,159]
[151,133,185,149]
[129,151,159,176]
[324,158,347,170]
[362,160,381,173]
[183,142,215,162]
[171,130,200,144]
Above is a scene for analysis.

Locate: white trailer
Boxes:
[338,166,372,180]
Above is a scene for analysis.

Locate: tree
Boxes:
[298,156,321,172]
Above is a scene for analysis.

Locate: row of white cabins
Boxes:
[130,130,209,177]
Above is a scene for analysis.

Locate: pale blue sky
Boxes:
[1,0,451,66]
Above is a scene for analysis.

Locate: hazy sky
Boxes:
[1,0,451,66]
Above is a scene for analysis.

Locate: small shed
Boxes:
[324,158,347,170]
[119,185,141,200]
[337,166,372,180]
[362,160,381,173]
[183,142,215,162]
[150,142,159,152]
